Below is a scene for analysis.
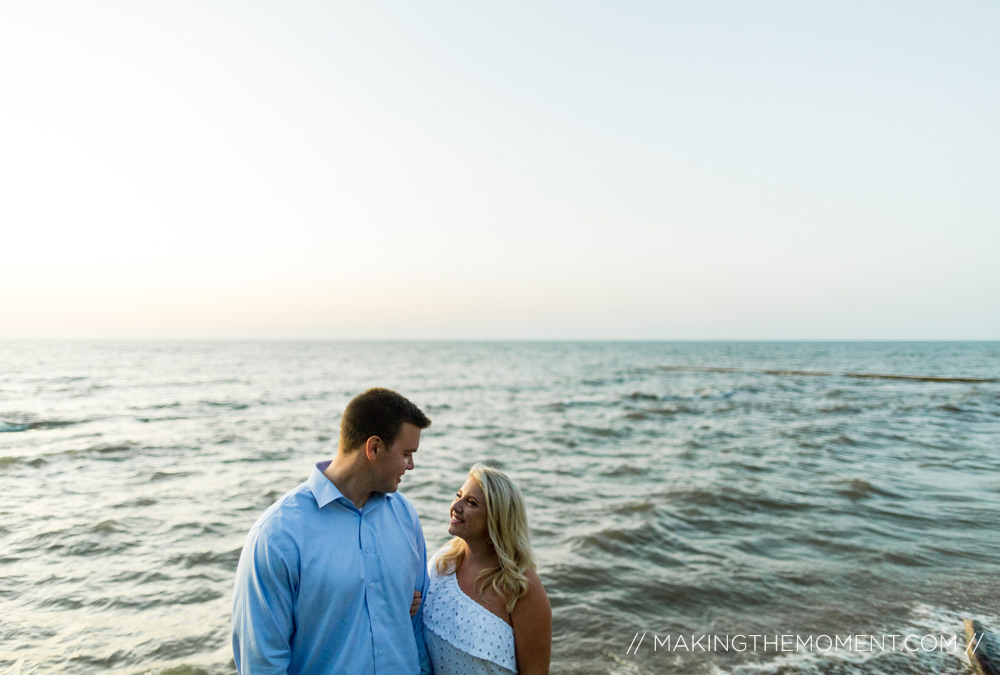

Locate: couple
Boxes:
[232,388,551,674]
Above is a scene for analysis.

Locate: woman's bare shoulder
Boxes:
[525,568,546,590]
[515,568,551,614]
[512,567,552,674]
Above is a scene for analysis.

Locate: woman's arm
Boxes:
[511,569,552,675]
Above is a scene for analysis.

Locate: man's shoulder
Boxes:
[389,490,421,524]
[391,489,416,510]
[251,481,316,539]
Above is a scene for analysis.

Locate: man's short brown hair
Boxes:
[338,388,431,452]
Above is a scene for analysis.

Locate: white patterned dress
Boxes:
[423,553,518,675]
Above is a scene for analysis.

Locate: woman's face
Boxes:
[448,477,489,541]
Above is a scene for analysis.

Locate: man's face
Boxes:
[374,422,420,493]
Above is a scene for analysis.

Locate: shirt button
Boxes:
[369,582,375,587]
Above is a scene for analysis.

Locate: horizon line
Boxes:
[1,337,997,343]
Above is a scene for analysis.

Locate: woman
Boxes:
[423,464,552,674]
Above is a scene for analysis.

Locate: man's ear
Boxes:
[364,436,381,461]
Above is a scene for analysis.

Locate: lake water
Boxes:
[1,341,998,673]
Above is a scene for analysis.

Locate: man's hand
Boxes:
[410,590,422,617]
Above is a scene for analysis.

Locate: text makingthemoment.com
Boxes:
[625,632,986,655]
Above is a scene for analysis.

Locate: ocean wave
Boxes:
[0,421,29,433]
[168,546,242,569]
[88,519,126,535]
[568,521,712,566]
[149,470,195,482]
[68,649,133,670]
[569,522,663,555]
[873,550,933,567]
[657,364,1000,383]
[107,569,172,584]
[607,500,658,515]
[603,464,648,478]
[818,404,867,414]
[831,479,904,501]
[562,422,629,439]
[625,391,660,401]
[136,415,190,423]
[661,487,817,515]
[87,442,138,455]
[62,537,138,557]
[168,521,229,537]
[541,399,607,412]
[113,496,158,508]
[5,442,143,464]
[147,632,228,661]
[623,405,695,421]
[45,595,87,611]
[0,419,78,433]
[199,400,251,410]
[797,534,876,556]
[0,455,47,468]
[98,586,223,611]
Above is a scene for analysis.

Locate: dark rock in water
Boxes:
[626,391,659,401]
[966,619,1000,675]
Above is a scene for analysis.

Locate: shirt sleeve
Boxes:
[232,526,297,674]
[411,511,434,675]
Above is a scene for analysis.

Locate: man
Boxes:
[232,388,433,674]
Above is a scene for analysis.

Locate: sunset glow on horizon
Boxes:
[2,1,997,340]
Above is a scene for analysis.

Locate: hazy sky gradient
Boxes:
[2,1,997,339]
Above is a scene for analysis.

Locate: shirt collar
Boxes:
[309,460,393,510]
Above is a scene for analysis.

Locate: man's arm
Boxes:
[232,527,296,674]
[410,513,433,675]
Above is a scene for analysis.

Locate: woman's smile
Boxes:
[448,478,489,538]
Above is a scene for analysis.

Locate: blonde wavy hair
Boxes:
[435,464,536,614]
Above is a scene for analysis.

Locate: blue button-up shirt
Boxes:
[232,461,432,674]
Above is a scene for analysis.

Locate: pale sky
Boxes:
[2,1,997,339]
